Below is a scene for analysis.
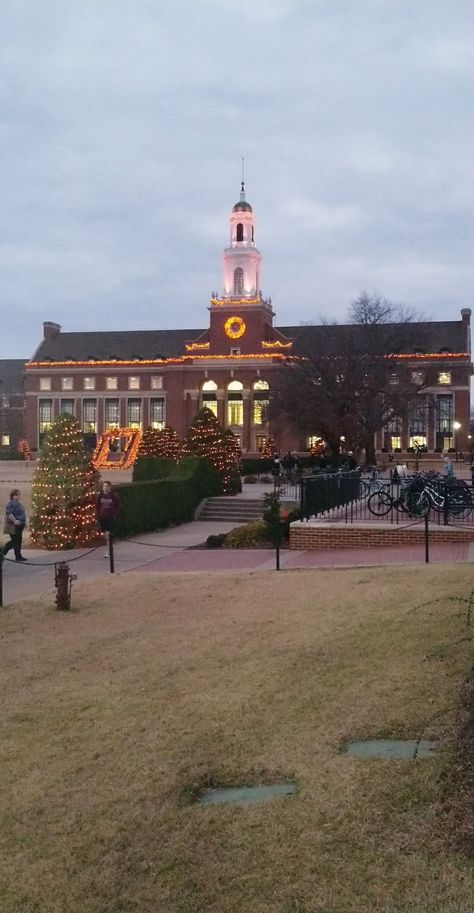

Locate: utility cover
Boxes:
[198,783,297,806]
[346,739,439,759]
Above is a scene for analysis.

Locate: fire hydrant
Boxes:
[54,562,77,611]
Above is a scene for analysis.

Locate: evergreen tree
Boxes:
[154,425,181,461]
[137,426,162,458]
[182,407,230,488]
[261,436,276,458]
[30,413,99,549]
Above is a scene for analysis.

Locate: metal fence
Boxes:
[300,472,474,526]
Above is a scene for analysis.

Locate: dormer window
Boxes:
[236,223,244,242]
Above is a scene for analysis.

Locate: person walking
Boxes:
[96,480,121,558]
[442,455,455,478]
[2,489,28,561]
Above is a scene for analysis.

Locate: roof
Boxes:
[32,329,203,362]
[0,360,26,395]
[232,201,253,213]
[278,320,470,356]
[27,319,470,364]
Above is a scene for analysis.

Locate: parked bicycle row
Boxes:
[366,472,473,520]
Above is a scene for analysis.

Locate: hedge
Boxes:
[132,456,175,481]
[113,457,221,538]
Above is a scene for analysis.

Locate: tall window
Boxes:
[385,415,401,451]
[233,267,244,295]
[227,380,243,426]
[202,380,218,417]
[150,397,165,429]
[60,399,75,416]
[82,399,97,433]
[252,380,269,425]
[236,223,244,242]
[409,399,427,448]
[436,394,453,449]
[127,398,142,429]
[39,399,53,444]
[105,398,120,429]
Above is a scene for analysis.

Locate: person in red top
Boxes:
[96,480,120,558]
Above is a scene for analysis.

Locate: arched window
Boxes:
[253,380,269,425]
[236,223,244,242]
[233,268,244,295]
[227,380,243,426]
[201,380,218,417]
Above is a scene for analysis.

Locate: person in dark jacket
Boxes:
[96,480,121,558]
[2,489,27,561]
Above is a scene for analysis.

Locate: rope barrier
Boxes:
[2,545,101,567]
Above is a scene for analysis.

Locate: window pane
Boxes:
[106,376,118,390]
[84,377,95,390]
[128,376,140,390]
[60,399,75,415]
[202,391,218,417]
[1,434,10,446]
[82,398,97,433]
[105,398,120,429]
[227,401,243,426]
[61,377,73,390]
[127,398,142,429]
[39,399,53,442]
[438,371,452,385]
[151,375,163,389]
[150,397,165,429]
[39,377,51,390]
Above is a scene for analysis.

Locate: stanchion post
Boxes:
[424,514,429,564]
[0,554,3,608]
[109,533,115,574]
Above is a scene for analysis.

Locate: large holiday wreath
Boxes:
[224,315,246,339]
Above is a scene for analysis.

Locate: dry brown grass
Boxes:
[0,566,473,913]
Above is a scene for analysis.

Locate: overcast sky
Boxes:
[1,0,474,358]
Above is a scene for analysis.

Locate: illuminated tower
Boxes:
[221,182,262,299]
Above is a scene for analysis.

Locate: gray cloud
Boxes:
[1,0,473,356]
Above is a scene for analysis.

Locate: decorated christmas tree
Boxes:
[137,426,162,458]
[30,414,99,549]
[261,436,276,458]
[154,425,181,461]
[182,407,232,489]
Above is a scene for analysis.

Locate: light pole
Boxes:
[453,421,461,460]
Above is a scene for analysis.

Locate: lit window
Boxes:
[255,434,267,452]
[390,436,401,450]
[150,397,165,429]
[253,379,269,425]
[128,376,140,390]
[61,377,73,391]
[151,375,163,390]
[307,435,324,450]
[1,434,10,446]
[127,398,142,429]
[409,436,427,449]
[202,380,218,417]
[39,377,51,391]
[227,380,243,426]
[106,376,118,390]
[84,377,95,390]
[438,371,452,385]
[389,373,399,385]
[411,371,424,386]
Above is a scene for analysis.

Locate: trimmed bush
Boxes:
[133,456,175,482]
[225,519,267,548]
[206,533,227,548]
[244,475,258,483]
[114,457,220,538]
[240,458,273,474]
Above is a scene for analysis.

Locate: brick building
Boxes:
[0,360,26,456]
[24,185,472,456]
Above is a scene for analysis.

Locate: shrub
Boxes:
[227,473,242,494]
[133,456,175,482]
[113,457,220,538]
[206,533,227,548]
[244,474,258,483]
[240,458,273,474]
[263,491,281,544]
[225,519,267,548]
[260,475,273,483]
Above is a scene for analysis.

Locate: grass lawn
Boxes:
[0,566,473,913]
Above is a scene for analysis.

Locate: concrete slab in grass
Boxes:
[346,739,439,759]
[197,782,297,806]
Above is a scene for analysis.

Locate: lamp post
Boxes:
[453,421,461,462]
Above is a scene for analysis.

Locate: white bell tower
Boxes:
[221,182,262,299]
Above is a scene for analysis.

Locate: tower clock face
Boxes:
[224,315,246,339]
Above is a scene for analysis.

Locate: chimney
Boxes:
[461,308,471,326]
[43,321,61,339]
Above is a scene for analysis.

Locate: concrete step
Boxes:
[198,496,265,522]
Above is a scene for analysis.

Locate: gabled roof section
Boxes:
[32,329,204,363]
[277,320,470,357]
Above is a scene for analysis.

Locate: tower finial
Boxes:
[240,156,245,200]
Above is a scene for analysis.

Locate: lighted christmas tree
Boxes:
[30,413,99,550]
[221,428,242,492]
[155,425,181,461]
[261,436,276,458]
[182,407,232,489]
[137,426,161,458]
